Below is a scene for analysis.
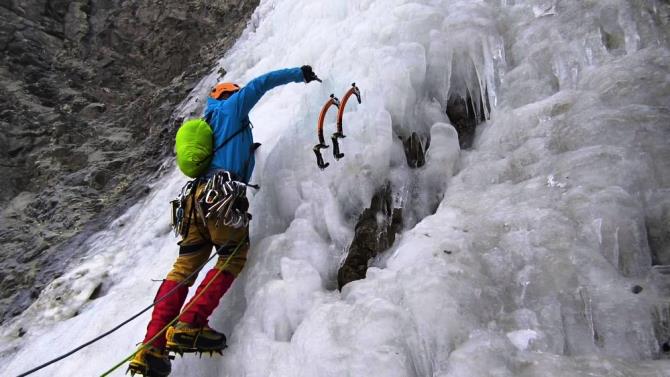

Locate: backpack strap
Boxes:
[205,115,259,185]
[212,120,251,155]
[241,142,262,189]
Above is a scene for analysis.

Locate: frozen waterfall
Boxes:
[2,0,669,376]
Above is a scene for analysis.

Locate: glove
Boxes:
[301,65,321,83]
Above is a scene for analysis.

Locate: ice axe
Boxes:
[332,83,361,160]
[314,93,340,169]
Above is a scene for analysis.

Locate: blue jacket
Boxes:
[204,67,305,182]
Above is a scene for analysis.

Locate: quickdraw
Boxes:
[202,171,250,229]
[170,171,251,236]
[332,83,361,160]
[313,84,362,170]
[171,180,197,237]
[313,94,340,169]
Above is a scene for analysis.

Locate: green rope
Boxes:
[99,241,245,377]
[16,252,218,377]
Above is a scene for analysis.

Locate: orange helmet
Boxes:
[210,82,240,99]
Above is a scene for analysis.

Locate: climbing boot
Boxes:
[166,268,233,354]
[127,346,171,377]
[142,280,189,349]
[166,321,227,354]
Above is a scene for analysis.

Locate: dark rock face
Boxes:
[338,132,431,290]
[338,184,402,290]
[444,53,491,149]
[402,131,427,168]
[445,87,490,149]
[0,0,259,322]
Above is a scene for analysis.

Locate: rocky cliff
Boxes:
[0,0,259,322]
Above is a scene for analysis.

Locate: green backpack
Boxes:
[175,118,213,178]
[175,117,251,178]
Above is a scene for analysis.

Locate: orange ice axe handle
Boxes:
[314,94,340,170]
[335,83,361,135]
[332,83,361,160]
[317,94,340,145]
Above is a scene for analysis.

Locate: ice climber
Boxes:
[128,66,322,377]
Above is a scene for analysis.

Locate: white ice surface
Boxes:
[2,0,670,376]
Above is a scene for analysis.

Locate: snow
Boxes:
[506,329,539,351]
[2,0,670,376]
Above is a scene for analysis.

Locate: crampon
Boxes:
[127,346,172,377]
[165,322,227,357]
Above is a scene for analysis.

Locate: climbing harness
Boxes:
[171,171,253,236]
[313,94,340,169]
[332,83,362,160]
[171,180,196,236]
[313,84,362,170]
[202,171,251,229]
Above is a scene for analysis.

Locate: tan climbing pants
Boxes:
[166,182,250,285]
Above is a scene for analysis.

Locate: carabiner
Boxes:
[205,189,219,204]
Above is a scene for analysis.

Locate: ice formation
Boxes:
[1,0,669,376]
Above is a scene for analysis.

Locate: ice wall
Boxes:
[2,0,670,376]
